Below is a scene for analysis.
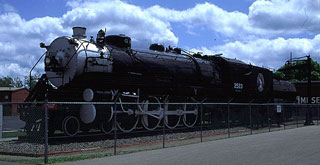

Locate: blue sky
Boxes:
[7,0,254,19]
[0,0,320,78]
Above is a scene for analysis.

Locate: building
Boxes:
[0,87,29,116]
[294,81,320,104]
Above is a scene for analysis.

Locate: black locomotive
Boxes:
[19,27,296,136]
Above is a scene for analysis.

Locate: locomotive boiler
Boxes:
[19,27,296,136]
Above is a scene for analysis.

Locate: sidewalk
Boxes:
[0,161,26,165]
[59,125,320,165]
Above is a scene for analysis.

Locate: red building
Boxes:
[0,87,29,116]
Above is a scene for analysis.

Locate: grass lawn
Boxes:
[2,131,26,138]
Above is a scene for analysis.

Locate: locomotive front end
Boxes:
[44,27,112,87]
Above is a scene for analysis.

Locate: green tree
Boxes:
[274,59,320,82]
[0,77,13,87]
[24,71,42,90]
[0,76,23,87]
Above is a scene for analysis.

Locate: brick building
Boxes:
[0,87,29,116]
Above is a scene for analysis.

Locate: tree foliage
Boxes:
[24,72,42,90]
[0,76,23,87]
[0,72,42,90]
[274,59,320,82]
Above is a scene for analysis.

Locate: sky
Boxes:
[0,0,320,78]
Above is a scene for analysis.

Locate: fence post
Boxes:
[227,103,230,138]
[200,103,203,142]
[249,104,252,135]
[296,105,298,128]
[267,105,270,132]
[162,102,165,148]
[44,99,48,164]
[317,105,320,125]
[114,102,117,155]
[283,106,286,130]
[0,104,2,139]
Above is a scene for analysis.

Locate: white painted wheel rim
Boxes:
[140,98,162,131]
[63,116,80,136]
[182,104,198,128]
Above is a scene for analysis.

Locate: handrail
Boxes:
[29,52,46,87]
[29,40,85,88]
[64,41,86,70]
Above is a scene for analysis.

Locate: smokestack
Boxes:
[72,27,87,39]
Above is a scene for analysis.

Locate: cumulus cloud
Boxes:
[249,0,320,34]
[0,12,67,78]
[1,0,320,79]
[147,3,255,38]
[0,0,179,78]
[192,35,320,70]
[0,63,29,78]
[62,0,178,47]
[0,3,17,13]
[146,0,320,38]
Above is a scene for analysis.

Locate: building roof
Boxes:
[0,87,28,92]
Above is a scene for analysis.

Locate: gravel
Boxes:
[0,128,236,156]
[1,124,283,157]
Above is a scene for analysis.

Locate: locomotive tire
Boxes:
[62,116,80,136]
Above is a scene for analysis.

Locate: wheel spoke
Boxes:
[100,120,113,134]
[140,96,162,131]
[183,100,199,128]
[116,114,139,132]
[164,103,181,129]
[183,98,199,128]
[115,92,139,133]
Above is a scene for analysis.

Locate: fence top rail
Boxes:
[1,101,320,106]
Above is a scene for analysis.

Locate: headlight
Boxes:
[45,57,51,65]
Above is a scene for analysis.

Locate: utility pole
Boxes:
[305,55,313,125]
[277,54,313,125]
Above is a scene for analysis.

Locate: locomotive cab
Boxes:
[198,55,273,102]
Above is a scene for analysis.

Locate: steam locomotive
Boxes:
[19,27,296,136]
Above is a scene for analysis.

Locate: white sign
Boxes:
[296,96,320,104]
[277,105,282,113]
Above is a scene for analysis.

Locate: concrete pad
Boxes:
[59,126,320,165]
[3,116,25,131]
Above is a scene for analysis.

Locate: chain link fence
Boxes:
[0,102,319,164]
